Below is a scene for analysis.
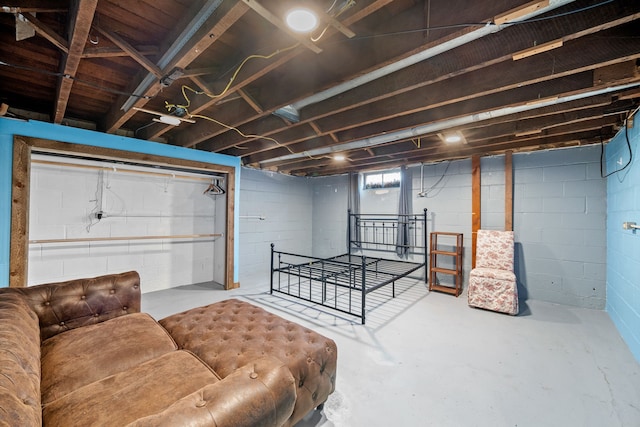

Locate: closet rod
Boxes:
[31,159,223,183]
[29,233,223,244]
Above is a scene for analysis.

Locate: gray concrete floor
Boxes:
[143,276,640,427]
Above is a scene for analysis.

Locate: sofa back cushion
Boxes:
[0,293,42,426]
[13,270,141,341]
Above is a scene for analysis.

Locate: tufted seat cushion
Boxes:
[41,312,178,404]
[42,350,220,426]
[160,299,337,427]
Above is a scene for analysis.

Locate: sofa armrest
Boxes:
[127,356,297,427]
[8,271,141,341]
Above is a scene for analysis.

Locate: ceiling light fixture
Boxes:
[444,134,461,143]
[285,8,319,33]
[439,132,466,144]
[153,115,182,126]
[334,154,346,161]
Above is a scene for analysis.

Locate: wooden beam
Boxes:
[1,1,66,13]
[95,25,163,78]
[309,121,323,136]
[9,137,30,287]
[54,0,98,124]
[471,155,481,269]
[240,0,322,54]
[81,45,159,59]
[238,89,264,114]
[19,12,68,53]
[505,150,513,231]
[494,0,549,26]
[319,11,355,39]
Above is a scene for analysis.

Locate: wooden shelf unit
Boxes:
[429,232,463,296]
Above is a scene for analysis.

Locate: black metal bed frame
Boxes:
[270,209,428,324]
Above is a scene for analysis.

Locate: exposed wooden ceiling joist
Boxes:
[1,0,639,176]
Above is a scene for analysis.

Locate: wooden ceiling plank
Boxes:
[240,0,322,54]
[95,25,163,78]
[184,3,640,153]
[81,45,159,59]
[19,12,68,53]
[53,0,98,124]
[210,38,640,156]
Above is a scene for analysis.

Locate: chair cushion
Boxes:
[42,350,220,427]
[41,312,177,404]
[469,267,516,282]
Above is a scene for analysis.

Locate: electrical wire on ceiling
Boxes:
[166,42,300,113]
[0,60,154,100]
[158,41,334,162]
[600,107,637,179]
[310,0,356,43]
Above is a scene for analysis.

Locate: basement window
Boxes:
[363,171,401,189]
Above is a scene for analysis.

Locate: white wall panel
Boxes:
[28,154,222,292]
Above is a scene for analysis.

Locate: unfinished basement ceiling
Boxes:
[1,0,639,176]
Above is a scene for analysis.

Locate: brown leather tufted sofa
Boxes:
[0,271,306,427]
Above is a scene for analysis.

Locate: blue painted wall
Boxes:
[0,117,241,287]
[606,115,640,363]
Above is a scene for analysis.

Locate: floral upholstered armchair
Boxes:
[467,229,518,315]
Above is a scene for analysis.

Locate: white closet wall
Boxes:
[28,154,224,293]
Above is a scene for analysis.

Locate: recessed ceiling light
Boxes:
[438,131,466,144]
[285,8,318,33]
[444,134,462,143]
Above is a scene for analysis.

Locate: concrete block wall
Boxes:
[238,167,313,284]
[513,146,607,309]
[28,156,218,293]
[606,118,640,362]
[412,160,472,282]
[311,174,349,258]
[305,146,607,309]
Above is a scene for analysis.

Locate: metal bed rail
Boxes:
[270,246,368,322]
[270,247,426,324]
[269,209,428,324]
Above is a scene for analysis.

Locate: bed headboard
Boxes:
[348,209,428,258]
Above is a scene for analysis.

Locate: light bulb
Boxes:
[285,8,318,33]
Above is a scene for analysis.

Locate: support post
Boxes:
[505,151,514,231]
[471,155,481,269]
[270,243,274,294]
